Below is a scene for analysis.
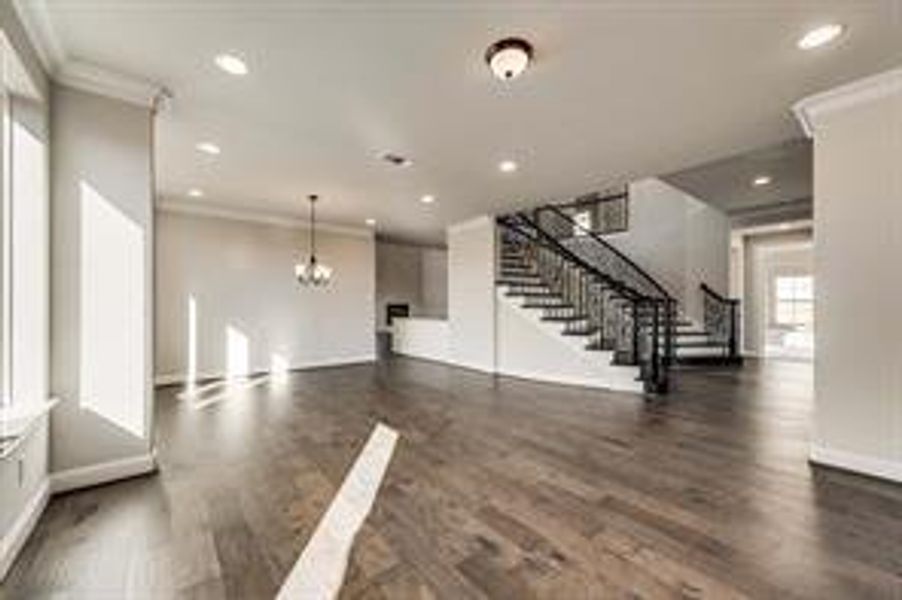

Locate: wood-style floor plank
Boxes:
[3,358,902,599]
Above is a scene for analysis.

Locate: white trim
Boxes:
[441,356,496,375]
[156,199,375,239]
[11,1,168,108]
[49,452,157,495]
[56,60,168,109]
[793,67,902,138]
[154,354,377,387]
[11,0,64,72]
[0,477,49,581]
[447,215,494,234]
[809,444,902,484]
[277,423,398,599]
[496,366,643,394]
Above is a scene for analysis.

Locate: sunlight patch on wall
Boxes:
[226,324,249,379]
[79,181,146,438]
[270,353,289,380]
[186,295,197,387]
[10,118,48,407]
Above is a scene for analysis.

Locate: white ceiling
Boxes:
[26,1,902,243]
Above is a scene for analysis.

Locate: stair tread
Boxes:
[542,315,589,322]
[496,280,546,288]
[675,340,726,348]
[522,302,572,309]
[508,290,553,296]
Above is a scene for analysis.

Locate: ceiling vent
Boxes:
[380,152,412,168]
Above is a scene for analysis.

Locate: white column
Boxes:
[794,67,902,482]
[447,215,496,372]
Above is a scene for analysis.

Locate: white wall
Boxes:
[0,8,50,577]
[447,216,496,372]
[495,291,643,393]
[609,178,730,321]
[797,70,902,482]
[50,84,154,475]
[9,96,49,410]
[155,209,376,382]
[392,318,449,363]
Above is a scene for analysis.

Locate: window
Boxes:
[774,275,813,327]
[572,210,591,236]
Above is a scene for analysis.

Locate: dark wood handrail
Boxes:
[539,204,674,302]
[498,215,654,304]
[700,283,739,305]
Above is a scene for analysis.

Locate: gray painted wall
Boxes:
[155,210,376,380]
[608,178,730,322]
[0,6,49,575]
[50,84,154,473]
[806,78,902,480]
[375,241,447,330]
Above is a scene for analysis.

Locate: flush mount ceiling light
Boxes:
[753,175,773,187]
[214,53,249,75]
[365,218,376,226]
[499,160,518,173]
[420,194,435,204]
[196,142,221,155]
[798,24,845,50]
[188,188,204,198]
[295,195,332,287]
[485,37,533,81]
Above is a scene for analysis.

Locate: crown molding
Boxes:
[793,67,902,138]
[156,198,375,239]
[12,0,168,109]
[12,0,64,72]
[56,60,170,109]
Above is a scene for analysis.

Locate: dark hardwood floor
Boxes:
[3,358,902,599]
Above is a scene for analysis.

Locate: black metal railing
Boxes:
[700,283,741,361]
[498,212,673,393]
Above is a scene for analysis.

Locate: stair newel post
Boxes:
[728,300,739,360]
[651,300,662,391]
[578,269,585,326]
[631,300,640,366]
[665,298,675,367]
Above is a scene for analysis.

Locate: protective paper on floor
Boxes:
[276,422,399,600]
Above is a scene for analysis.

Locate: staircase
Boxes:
[496,205,741,393]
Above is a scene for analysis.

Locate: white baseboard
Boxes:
[0,478,49,581]
[154,354,377,387]
[809,444,902,483]
[50,451,157,495]
[496,367,644,394]
[440,357,496,375]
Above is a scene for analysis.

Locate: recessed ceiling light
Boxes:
[365,218,376,226]
[188,188,204,198]
[499,160,518,173]
[214,53,249,75]
[420,194,435,204]
[798,24,845,50]
[753,175,772,187]
[485,37,533,80]
[196,142,221,155]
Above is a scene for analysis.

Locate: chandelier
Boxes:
[294,194,333,286]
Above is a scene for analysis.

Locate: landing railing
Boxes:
[498,213,672,393]
[700,283,741,362]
